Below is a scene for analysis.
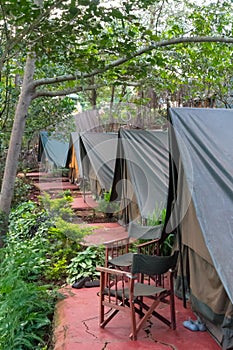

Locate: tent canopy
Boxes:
[111,129,169,222]
[38,131,69,169]
[168,107,233,304]
[80,132,118,193]
[167,107,233,349]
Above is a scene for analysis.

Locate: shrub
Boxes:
[0,194,95,348]
[38,192,74,222]
[67,245,105,284]
[12,176,33,208]
[96,191,119,217]
[0,273,56,350]
[146,208,174,256]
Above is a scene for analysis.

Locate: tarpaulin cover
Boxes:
[74,110,103,132]
[128,221,163,240]
[80,132,118,192]
[38,131,69,168]
[111,129,169,220]
[168,107,233,304]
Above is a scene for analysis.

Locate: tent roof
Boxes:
[169,107,233,304]
[38,131,69,168]
[74,110,103,132]
[111,129,169,219]
[80,132,118,191]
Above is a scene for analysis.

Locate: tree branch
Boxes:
[32,35,233,89]
[32,84,105,99]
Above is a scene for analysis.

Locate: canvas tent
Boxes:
[80,132,118,197]
[38,131,69,171]
[110,129,169,225]
[166,107,233,349]
[74,110,104,132]
[65,132,83,183]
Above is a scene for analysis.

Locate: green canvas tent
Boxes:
[79,132,118,197]
[38,131,69,171]
[166,107,233,349]
[110,129,169,225]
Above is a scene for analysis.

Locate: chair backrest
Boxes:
[104,237,130,266]
[128,221,163,240]
[131,251,179,276]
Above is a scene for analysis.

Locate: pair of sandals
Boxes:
[72,277,100,289]
[183,317,206,332]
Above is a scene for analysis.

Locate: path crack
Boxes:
[143,320,178,350]
[82,315,99,339]
[101,341,109,350]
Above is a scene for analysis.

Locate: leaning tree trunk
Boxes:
[0,55,36,222]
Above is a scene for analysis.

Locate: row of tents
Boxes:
[38,127,169,224]
[38,107,233,349]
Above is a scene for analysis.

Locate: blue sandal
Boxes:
[183,318,199,331]
[183,317,206,332]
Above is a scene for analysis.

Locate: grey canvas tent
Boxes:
[65,132,83,183]
[74,110,104,132]
[110,129,169,224]
[38,131,69,171]
[166,107,233,349]
[80,132,118,197]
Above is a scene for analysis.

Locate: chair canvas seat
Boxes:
[104,283,166,299]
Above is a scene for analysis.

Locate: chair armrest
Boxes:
[96,265,133,279]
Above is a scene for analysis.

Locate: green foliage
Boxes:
[160,234,175,257]
[0,274,56,350]
[54,217,92,242]
[146,208,174,256]
[0,206,56,348]
[26,97,75,141]
[0,210,8,238]
[67,245,105,284]
[38,192,74,222]
[0,196,96,348]
[45,219,93,282]
[96,191,119,217]
[147,207,166,226]
[12,176,33,208]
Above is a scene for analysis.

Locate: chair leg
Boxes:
[169,273,176,330]
[170,292,176,330]
[129,299,160,339]
[100,309,120,328]
[99,274,105,325]
[129,300,137,340]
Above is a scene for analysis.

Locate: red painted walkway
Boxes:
[34,181,79,191]
[53,286,221,350]
[82,224,128,246]
[71,195,98,210]
[24,172,221,350]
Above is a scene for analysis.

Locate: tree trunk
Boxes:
[0,55,36,218]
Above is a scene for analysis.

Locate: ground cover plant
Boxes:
[0,193,102,349]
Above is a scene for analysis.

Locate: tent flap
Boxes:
[111,129,169,222]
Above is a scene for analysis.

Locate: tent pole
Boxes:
[177,224,186,308]
[83,177,86,203]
